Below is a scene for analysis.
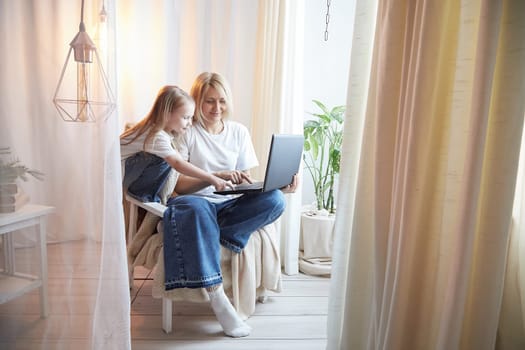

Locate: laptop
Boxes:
[214,134,304,195]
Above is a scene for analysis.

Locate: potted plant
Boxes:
[0,148,44,183]
[299,100,345,275]
[0,147,44,212]
[303,100,345,214]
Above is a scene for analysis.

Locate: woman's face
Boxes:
[166,102,194,134]
[201,86,227,125]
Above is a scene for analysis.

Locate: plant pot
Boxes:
[299,212,335,275]
[0,183,29,213]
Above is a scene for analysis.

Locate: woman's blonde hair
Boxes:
[120,85,194,148]
[190,72,233,126]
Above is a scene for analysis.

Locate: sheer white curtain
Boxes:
[0,0,129,349]
[328,0,525,349]
[250,0,304,275]
[115,0,260,131]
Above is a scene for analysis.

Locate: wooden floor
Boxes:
[131,268,330,350]
[0,240,330,349]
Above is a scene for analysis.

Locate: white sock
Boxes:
[207,285,251,337]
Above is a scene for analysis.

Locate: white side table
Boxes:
[0,204,54,318]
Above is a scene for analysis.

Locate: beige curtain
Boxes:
[250,0,304,275]
[498,122,525,347]
[328,0,525,349]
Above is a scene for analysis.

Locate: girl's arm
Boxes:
[174,169,252,194]
[174,169,253,195]
[164,153,232,191]
[173,174,209,194]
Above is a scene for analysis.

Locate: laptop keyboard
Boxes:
[234,181,264,190]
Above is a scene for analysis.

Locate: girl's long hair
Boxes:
[190,72,233,127]
[120,85,194,149]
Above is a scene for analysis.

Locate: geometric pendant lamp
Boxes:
[53,0,115,122]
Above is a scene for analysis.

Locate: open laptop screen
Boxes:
[214,134,303,195]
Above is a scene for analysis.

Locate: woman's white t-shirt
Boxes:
[179,121,258,199]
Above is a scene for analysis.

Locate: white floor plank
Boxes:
[0,314,92,340]
[132,339,327,350]
[130,315,327,340]
[0,293,97,315]
[131,295,328,316]
[0,339,91,350]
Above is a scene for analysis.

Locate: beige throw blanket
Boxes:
[128,210,282,320]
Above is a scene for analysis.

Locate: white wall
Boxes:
[302,0,356,206]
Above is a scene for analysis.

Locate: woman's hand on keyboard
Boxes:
[214,170,253,185]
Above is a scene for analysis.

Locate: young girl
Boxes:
[120,85,232,202]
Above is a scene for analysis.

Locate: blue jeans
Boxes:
[123,152,171,203]
[163,190,286,290]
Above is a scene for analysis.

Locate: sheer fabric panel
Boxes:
[250,0,304,274]
[326,0,377,347]
[0,0,130,348]
[115,0,260,132]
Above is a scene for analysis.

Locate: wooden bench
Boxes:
[125,194,175,333]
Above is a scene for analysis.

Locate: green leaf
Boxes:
[312,100,330,115]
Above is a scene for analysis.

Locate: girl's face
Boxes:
[201,86,227,125]
[165,101,194,134]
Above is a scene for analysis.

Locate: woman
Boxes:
[162,72,297,338]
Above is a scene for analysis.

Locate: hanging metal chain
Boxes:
[324,0,331,41]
